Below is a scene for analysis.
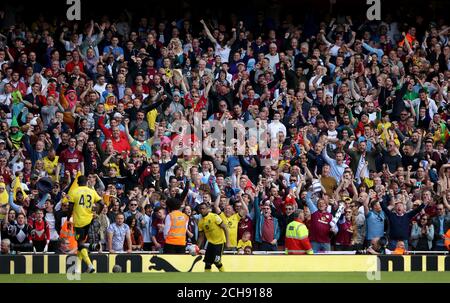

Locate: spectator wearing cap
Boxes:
[113,182,128,204]
[7,115,23,150]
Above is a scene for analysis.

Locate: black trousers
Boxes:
[143,243,153,251]
[258,242,277,251]
[33,240,47,252]
[48,240,59,252]
[204,243,224,265]
[163,243,186,254]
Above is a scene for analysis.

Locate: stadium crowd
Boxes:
[0,3,450,257]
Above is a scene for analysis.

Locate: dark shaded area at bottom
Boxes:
[0,283,446,302]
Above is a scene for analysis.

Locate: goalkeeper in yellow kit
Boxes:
[67,175,102,273]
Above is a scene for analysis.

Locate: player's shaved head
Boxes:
[78,175,87,186]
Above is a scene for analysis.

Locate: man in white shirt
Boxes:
[0,83,12,107]
[93,75,107,96]
[326,119,339,149]
[268,112,286,139]
[265,43,280,73]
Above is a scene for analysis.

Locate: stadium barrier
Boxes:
[1,253,450,274]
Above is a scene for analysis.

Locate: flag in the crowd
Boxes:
[13,177,28,200]
[63,171,82,203]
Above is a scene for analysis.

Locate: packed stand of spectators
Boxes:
[0,6,450,256]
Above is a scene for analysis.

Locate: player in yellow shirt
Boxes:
[67,175,102,273]
[197,202,230,272]
[213,193,249,250]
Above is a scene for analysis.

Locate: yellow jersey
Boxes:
[198,212,226,245]
[43,156,59,181]
[146,109,158,132]
[219,212,241,248]
[237,239,252,249]
[69,186,102,228]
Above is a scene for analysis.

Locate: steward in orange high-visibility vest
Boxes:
[163,198,188,254]
[445,228,450,251]
[60,220,78,251]
[285,210,313,255]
